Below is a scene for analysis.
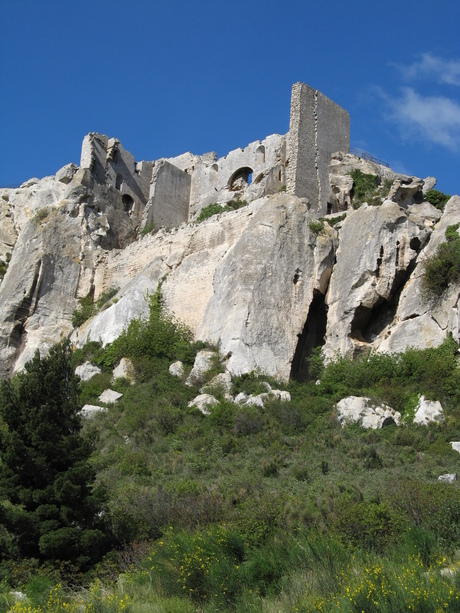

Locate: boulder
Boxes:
[271,390,291,402]
[201,371,232,393]
[112,357,135,383]
[185,350,216,386]
[234,392,249,404]
[413,396,444,425]
[438,474,457,484]
[336,396,401,429]
[98,389,123,404]
[80,404,108,418]
[169,361,184,377]
[75,361,101,382]
[450,442,460,454]
[187,393,219,415]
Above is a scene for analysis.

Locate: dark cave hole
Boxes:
[290,291,328,382]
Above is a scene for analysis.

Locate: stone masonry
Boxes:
[80,83,350,227]
[286,82,350,214]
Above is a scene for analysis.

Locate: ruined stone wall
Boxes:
[286,83,350,214]
[168,133,286,219]
[145,160,191,229]
[80,133,153,221]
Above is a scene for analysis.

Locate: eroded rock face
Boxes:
[0,151,459,383]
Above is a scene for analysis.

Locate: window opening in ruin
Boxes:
[209,164,218,185]
[290,290,328,382]
[228,167,253,191]
[115,174,123,191]
[327,202,332,215]
[254,173,264,184]
[256,145,265,164]
[122,194,134,212]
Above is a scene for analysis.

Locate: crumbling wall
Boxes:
[80,133,153,223]
[168,134,286,219]
[286,83,350,214]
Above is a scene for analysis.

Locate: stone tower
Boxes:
[287,82,350,214]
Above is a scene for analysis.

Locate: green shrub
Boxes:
[350,169,381,208]
[424,224,460,296]
[32,207,50,225]
[308,220,325,235]
[197,200,247,222]
[425,189,450,210]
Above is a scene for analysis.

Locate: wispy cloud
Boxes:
[393,53,460,86]
[383,87,460,150]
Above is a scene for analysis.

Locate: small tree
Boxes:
[0,340,108,566]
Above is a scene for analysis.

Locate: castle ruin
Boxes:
[80,83,350,228]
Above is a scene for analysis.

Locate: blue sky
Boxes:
[1,0,459,196]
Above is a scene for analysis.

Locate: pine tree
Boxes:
[0,340,108,566]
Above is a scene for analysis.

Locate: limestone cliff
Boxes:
[0,147,458,381]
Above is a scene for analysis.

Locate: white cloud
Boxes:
[384,87,460,150]
[395,53,460,86]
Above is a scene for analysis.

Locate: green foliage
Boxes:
[350,169,382,208]
[320,213,346,227]
[72,287,119,328]
[424,223,460,296]
[196,199,247,222]
[98,288,195,369]
[308,220,325,235]
[140,222,155,236]
[0,341,109,565]
[425,188,451,210]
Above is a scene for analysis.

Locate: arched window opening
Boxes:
[209,163,218,185]
[228,167,253,191]
[115,174,123,191]
[122,194,134,212]
[256,145,265,164]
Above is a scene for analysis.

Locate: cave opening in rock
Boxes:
[290,290,328,382]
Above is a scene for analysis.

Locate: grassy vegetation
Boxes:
[2,296,460,610]
[197,200,247,223]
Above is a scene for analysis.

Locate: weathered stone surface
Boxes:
[438,473,457,483]
[202,371,232,393]
[451,442,460,454]
[336,396,401,429]
[422,177,437,193]
[75,361,101,382]
[56,163,78,184]
[112,357,135,383]
[413,396,444,425]
[187,394,218,415]
[98,389,123,404]
[169,361,184,377]
[388,176,424,208]
[185,350,217,386]
[234,392,249,404]
[324,200,430,360]
[80,404,108,417]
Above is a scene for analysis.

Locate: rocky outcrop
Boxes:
[336,396,401,429]
[0,143,459,383]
